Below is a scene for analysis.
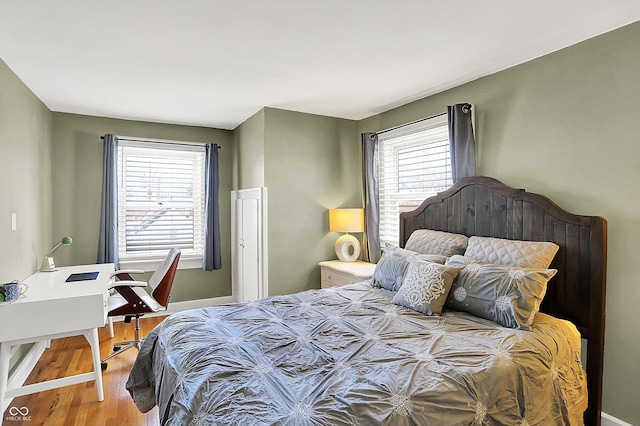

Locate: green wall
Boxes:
[235,107,361,296]
[51,113,235,301]
[0,58,52,374]
[359,21,640,425]
[0,59,52,280]
[234,109,265,189]
[265,108,361,295]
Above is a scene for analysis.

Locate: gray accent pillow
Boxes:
[371,247,417,291]
[445,255,557,330]
[372,248,450,291]
[464,236,559,269]
[392,258,461,315]
[405,229,469,256]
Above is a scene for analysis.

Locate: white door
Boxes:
[231,188,268,302]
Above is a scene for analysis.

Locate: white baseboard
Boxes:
[153,295,236,315]
[108,295,236,322]
[602,412,635,426]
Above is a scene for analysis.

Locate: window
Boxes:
[117,140,205,270]
[378,114,452,247]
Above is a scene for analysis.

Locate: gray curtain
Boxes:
[447,103,477,182]
[97,134,119,268]
[361,132,381,263]
[203,143,222,271]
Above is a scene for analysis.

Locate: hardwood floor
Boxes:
[2,316,166,426]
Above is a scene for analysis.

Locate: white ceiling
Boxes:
[1,1,640,130]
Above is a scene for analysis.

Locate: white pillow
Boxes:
[463,236,559,269]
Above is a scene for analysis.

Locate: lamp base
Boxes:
[41,256,57,272]
[334,234,361,262]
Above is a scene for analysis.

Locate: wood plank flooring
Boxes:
[2,316,166,426]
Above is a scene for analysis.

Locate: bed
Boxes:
[126,176,607,426]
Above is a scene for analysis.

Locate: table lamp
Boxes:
[41,236,73,271]
[329,208,364,262]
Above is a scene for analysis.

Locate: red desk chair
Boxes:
[101,248,181,370]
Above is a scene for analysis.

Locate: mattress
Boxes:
[126,282,587,425]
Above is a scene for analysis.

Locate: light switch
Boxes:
[11,213,16,231]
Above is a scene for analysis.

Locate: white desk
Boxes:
[0,263,114,412]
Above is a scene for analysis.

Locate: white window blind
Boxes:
[117,141,205,264]
[378,114,452,247]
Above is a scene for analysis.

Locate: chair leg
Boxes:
[101,315,143,370]
[133,314,141,348]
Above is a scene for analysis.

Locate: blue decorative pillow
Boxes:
[371,247,417,291]
[392,258,461,315]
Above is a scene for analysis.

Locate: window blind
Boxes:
[378,114,451,246]
[117,143,205,260]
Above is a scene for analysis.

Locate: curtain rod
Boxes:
[375,103,471,135]
[375,112,447,135]
[100,135,221,149]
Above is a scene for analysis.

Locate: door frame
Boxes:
[231,187,268,302]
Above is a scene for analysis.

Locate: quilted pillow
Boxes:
[405,229,469,256]
[416,254,448,264]
[464,236,559,269]
[392,258,461,315]
[445,255,557,330]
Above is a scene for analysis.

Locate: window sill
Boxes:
[119,256,203,273]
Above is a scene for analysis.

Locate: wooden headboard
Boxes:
[399,176,607,426]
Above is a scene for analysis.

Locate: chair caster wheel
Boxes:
[113,345,121,352]
[101,362,108,371]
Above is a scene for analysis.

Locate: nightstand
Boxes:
[319,260,376,289]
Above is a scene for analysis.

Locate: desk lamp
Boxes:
[41,236,73,271]
[329,209,364,262]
